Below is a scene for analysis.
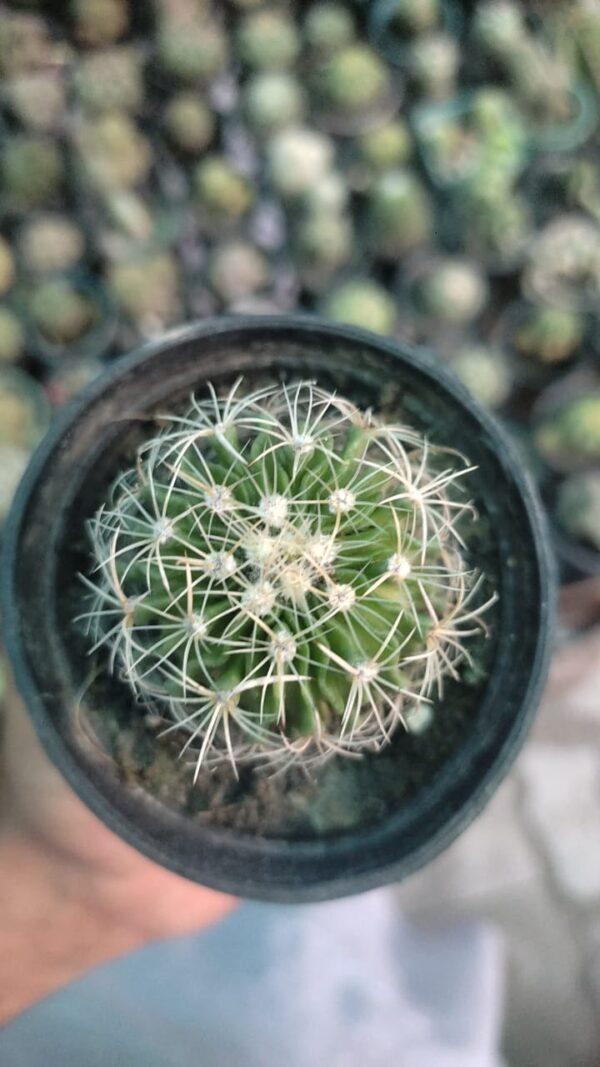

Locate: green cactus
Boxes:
[366,169,433,259]
[236,9,300,71]
[75,113,153,192]
[387,0,439,35]
[321,279,397,336]
[243,72,307,136]
[0,239,15,297]
[267,127,334,199]
[450,344,512,410]
[514,306,584,364]
[194,156,254,225]
[29,279,97,346]
[535,393,600,468]
[107,252,181,331]
[415,259,488,326]
[18,214,85,275]
[556,472,600,552]
[473,0,525,56]
[409,32,459,100]
[356,120,412,172]
[305,2,355,54]
[71,0,130,47]
[0,308,24,365]
[525,215,600,310]
[304,171,349,214]
[0,12,52,78]
[0,443,30,523]
[157,18,228,83]
[0,367,49,448]
[295,211,353,284]
[73,47,144,114]
[163,93,215,155]
[1,135,64,211]
[318,44,391,116]
[208,241,269,304]
[5,70,66,133]
[461,186,531,268]
[80,379,494,776]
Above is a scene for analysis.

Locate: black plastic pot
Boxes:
[1,316,555,903]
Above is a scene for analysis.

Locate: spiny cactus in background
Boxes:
[80,380,495,778]
[514,305,584,365]
[163,92,216,155]
[73,46,144,114]
[556,472,600,552]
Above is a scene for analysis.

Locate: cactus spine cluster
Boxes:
[81,380,494,779]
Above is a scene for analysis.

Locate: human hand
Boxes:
[0,669,236,1025]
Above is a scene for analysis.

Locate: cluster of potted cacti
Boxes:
[0,0,598,581]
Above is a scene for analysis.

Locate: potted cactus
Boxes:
[2,318,553,902]
[24,273,117,367]
[552,472,600,580]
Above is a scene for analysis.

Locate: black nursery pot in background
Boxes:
[1,317,555,903]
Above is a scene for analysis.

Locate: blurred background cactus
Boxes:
[82,380,494,776]
[0,0,597,580]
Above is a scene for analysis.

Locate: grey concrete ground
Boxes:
[396,600,600,1067]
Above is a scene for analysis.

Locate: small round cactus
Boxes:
[415,258,488,326]
[0,12,52,78]
[5,70,66,133]
[267,127,334,199]
[321,279,397,336]
[294,211,354,284]
[1,135,64,210]
[473,0,525,55]
[163,93,216,155]
[18,213,85,275]
[81,379,494,776]
[409,32,459,100]
[243,72,307,136]
[157,18,228,84]
[208,240,269,304]
[450,344,512,410]
[460,186,531,269]
[0,367,49,448]
[107,252,181,334]
[0,443,30,523]
[75,113,153,192]
[29,278,97,347]
[236,9,300,71]
[71,0,130,47]
[317,44,391,117]
[356,119,412,172]
[556,472,600,552]
[73,47,144,114]
[514,305,584,365]
[305,2,355,54]
[385,0,440,35]
[366,169,433,259]
[535,393,600,470]
[194,155,254,225]
[0,238,15,297]
[524,215,600,311]
[0,307,24,365]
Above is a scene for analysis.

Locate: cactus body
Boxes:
[82,380,493,777]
